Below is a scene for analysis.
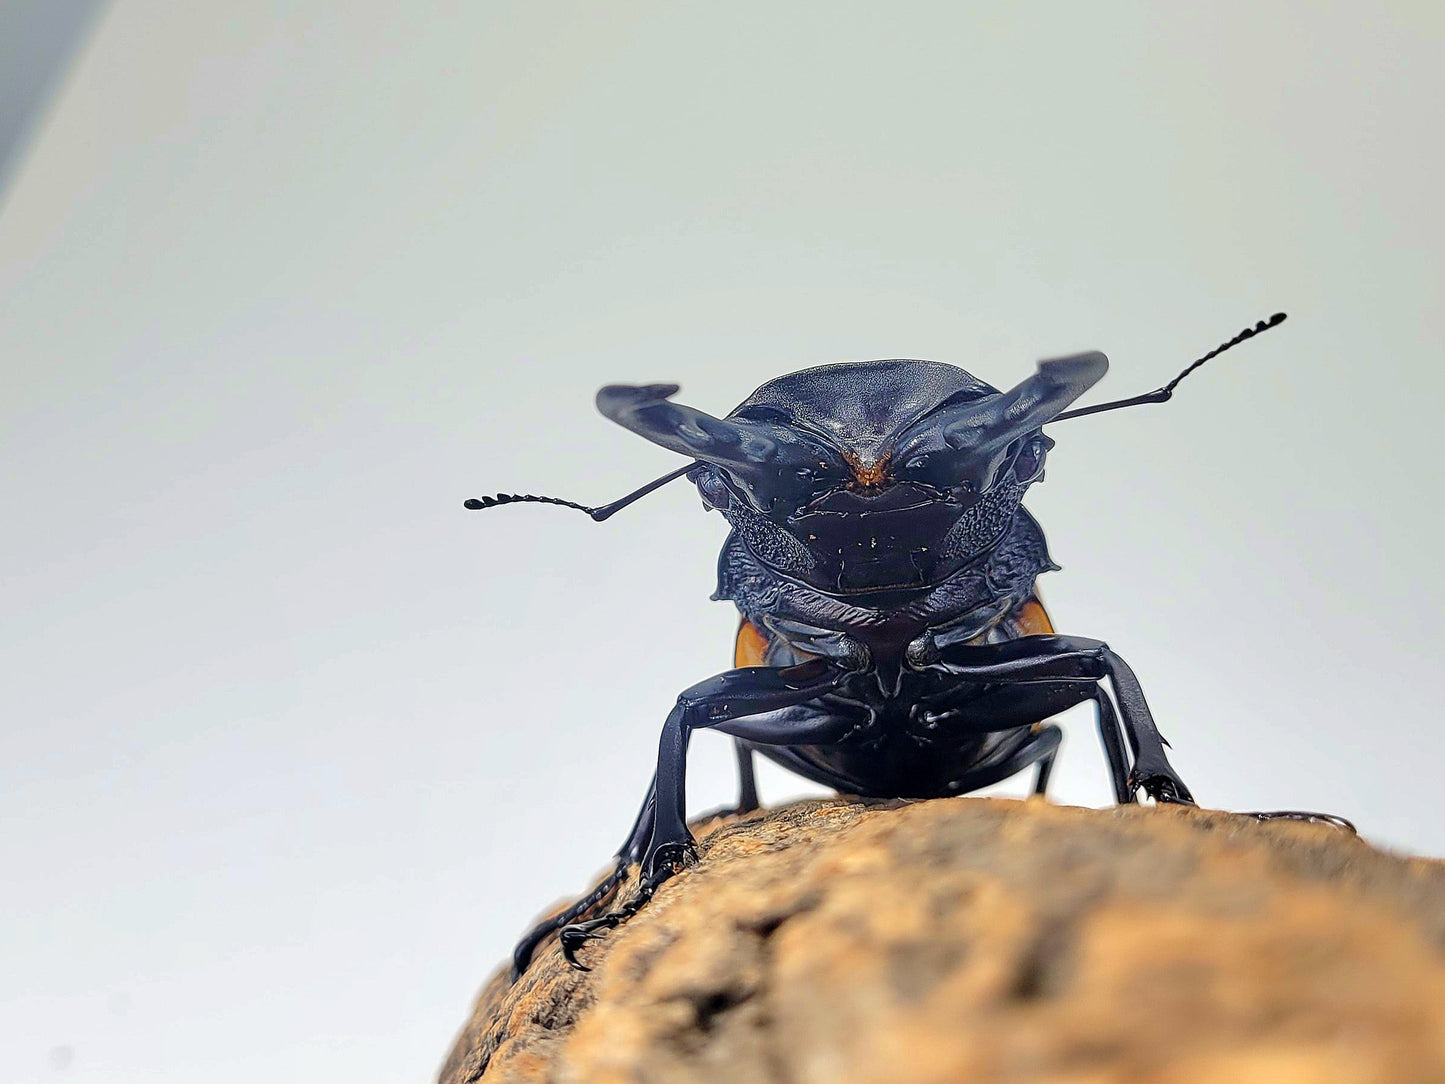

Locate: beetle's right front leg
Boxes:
[559,657,857,969]
[647,658,858,876]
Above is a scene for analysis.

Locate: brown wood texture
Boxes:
[441,797,1445,1084]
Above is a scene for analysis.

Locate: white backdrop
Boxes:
[3,2,1443,1081]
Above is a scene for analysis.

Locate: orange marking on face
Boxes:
[841,450,890,488]
[852,461,889,486]
[734,620,771,667]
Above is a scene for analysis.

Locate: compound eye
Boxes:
[695,470,732,510]
[1013,439,1047,483]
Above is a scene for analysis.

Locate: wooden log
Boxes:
[441,797,1445,1084]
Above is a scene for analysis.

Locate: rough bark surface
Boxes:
[440,798,1445,1084]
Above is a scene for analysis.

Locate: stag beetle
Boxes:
[467,313,1352,978]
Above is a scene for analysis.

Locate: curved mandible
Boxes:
[597,383,783,467]
[941,352,1109,452]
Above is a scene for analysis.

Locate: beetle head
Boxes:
[597,354,1105,594]
[466,315,1287,581]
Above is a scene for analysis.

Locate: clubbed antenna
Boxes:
[464,492,595,514]
[463,462,696,522]
[1055,312,1287,422]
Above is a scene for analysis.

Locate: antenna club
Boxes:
[1053,310,1288,422]
[460,463,696,521]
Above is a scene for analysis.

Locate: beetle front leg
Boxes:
[925,635,1192,804]
[559,658,857,970]
[644,657,859,880]
[1098,645,1194,803]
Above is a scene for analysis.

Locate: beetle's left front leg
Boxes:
[559,658,857,968]
[924,635,1193,804]
[925,637,1357,832]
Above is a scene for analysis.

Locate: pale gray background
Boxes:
[0,0,106,194]
[3,2,1442,1081]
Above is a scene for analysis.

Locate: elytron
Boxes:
[466,313,1350,978]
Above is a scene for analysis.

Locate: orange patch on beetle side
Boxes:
[1013,596,1056,636]
[735,597,1052,670]
[734,620,771,667]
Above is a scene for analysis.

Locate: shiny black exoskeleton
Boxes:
[466,313,1351,978]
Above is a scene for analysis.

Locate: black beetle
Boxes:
[467,313,1351,978]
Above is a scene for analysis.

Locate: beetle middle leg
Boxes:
[733,739,760,814]
[922,678,1131,803]
[557,658,859,969]
[935,721,1064,796]
[1031,728,1059,796]
[509,772,657,979]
